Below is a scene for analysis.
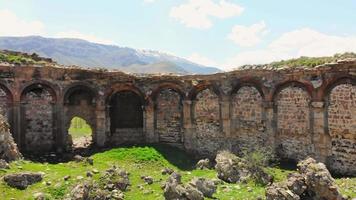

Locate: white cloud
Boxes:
[224,28,356,70]
[170,0,244,29]
[0,9,45,36]
[55,31,115,45]
[228,21,268,47]
[143,0,156,3]
[187,53,218,66]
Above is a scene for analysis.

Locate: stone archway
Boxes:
[20,84,56,153]
[109,90,144,144]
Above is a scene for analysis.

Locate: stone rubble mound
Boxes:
[162,172,217,200]
[3,172,44,189]
[266,157,345,200]
[215,150,272,185]
[0,114,22,161]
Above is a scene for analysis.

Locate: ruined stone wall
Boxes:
[155,89,183,144]
[0,88,9,121]
[231,86,265,148]
[276,86,312,160]
[23,88,54,152]
[327,83,356,175]
[0,62,354,175]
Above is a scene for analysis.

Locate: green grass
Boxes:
[68,117,92,139]
[0,145,355,200]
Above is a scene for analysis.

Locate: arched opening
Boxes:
[68,116,93,149]
[109,91,144,143]
[155,88,183,145]
[64,84,96,150]
[21,85,56,153]
[327,82,356,175]
[194,88,220,138]
[232,86,264,146]
[275,85,311,161]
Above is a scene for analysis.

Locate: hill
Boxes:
[0,36,221,75]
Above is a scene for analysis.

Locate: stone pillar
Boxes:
[12,101,22,150]
[263,101,275,148]
[311,101,330,162]
[182,100,194,150]
[54,102,64,152]
[95,101,106,147]
[144,103,155,143]
[220,98,231,137]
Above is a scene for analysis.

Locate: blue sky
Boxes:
[0,0,356,70]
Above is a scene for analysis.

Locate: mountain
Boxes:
[0,36,221,75]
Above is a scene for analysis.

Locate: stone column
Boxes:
[182,100,194,150]
[144,103,155,143]
[263,101,275,148]
[95,101,106,147]
[12,100,22,150]
[220,98,231,137]
[311,101,330,163]
[54,102,64,152]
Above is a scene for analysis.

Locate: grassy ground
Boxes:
[0,145,355,200]
[68,117,92,139]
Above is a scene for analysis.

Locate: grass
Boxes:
[0,145,355,200]
[68,117,92,139]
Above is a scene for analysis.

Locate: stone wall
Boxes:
[327,83,356,175]
[155,89,183,144]
[22,88,54,152]
[231,86,265,148]
[0,61,354,175]
[0,88,9,121]
[275,86,312,160]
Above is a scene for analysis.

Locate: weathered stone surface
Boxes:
[215,151,250,183]
[141,175,154,185]
[70,182,90,200]
[189,177,216,198]
[266,157,345,200]
[0,159,9,169]
[0,114,22,161]
[3,172,43,189]
[195,158,211,170]
[101,166,130,191]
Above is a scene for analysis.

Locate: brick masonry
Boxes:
[0,61,354,175]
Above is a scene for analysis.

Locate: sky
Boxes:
[0,0,356,71]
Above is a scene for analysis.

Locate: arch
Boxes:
[150,82,186,102]
[63,82,98,105]
[20,81,58,103]
[272,81,313,102]
[193,87,221,138]
[20,82,57,152]
[105,83,146,106]
[325,78,356,175]
[154,88,183,144]
[67,116,93,149]
[230,79,265,98]
[274,83,312,161]
[323,76,356,101]
[188,82,222,101]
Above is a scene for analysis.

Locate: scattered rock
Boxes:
[161,168,174,175]
[63,175,71,181]
[33,192,45,200]
[70,182,90,200]
[92,169,99,174]
[215,151,250,183]
[3,172,43,189]
[0,159,9,169]
[196,158,211,170]
[86,171,93,177]
[101,166,130,191]
[189,177,217,198]
[85,157,94,165]
[141,176,154,185]
[73,155,84,162]
[266,157,345,200]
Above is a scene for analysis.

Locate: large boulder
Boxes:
[0,114,22,161]
[70,182,91,200]
[189,177,216,198]
[101,166,130,191]
[3,172,43,189]
[215,151,250,183]
[266,157,345,200]
[0,159,9,169]
[195,158,211,170]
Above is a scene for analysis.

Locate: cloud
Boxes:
[55,31,115,45]
[143,0,156,3]
[228,21,268,47]
[170,0,244,29]
[0,9,46,36]
[187,53,218,66]
[224,28,356,70]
